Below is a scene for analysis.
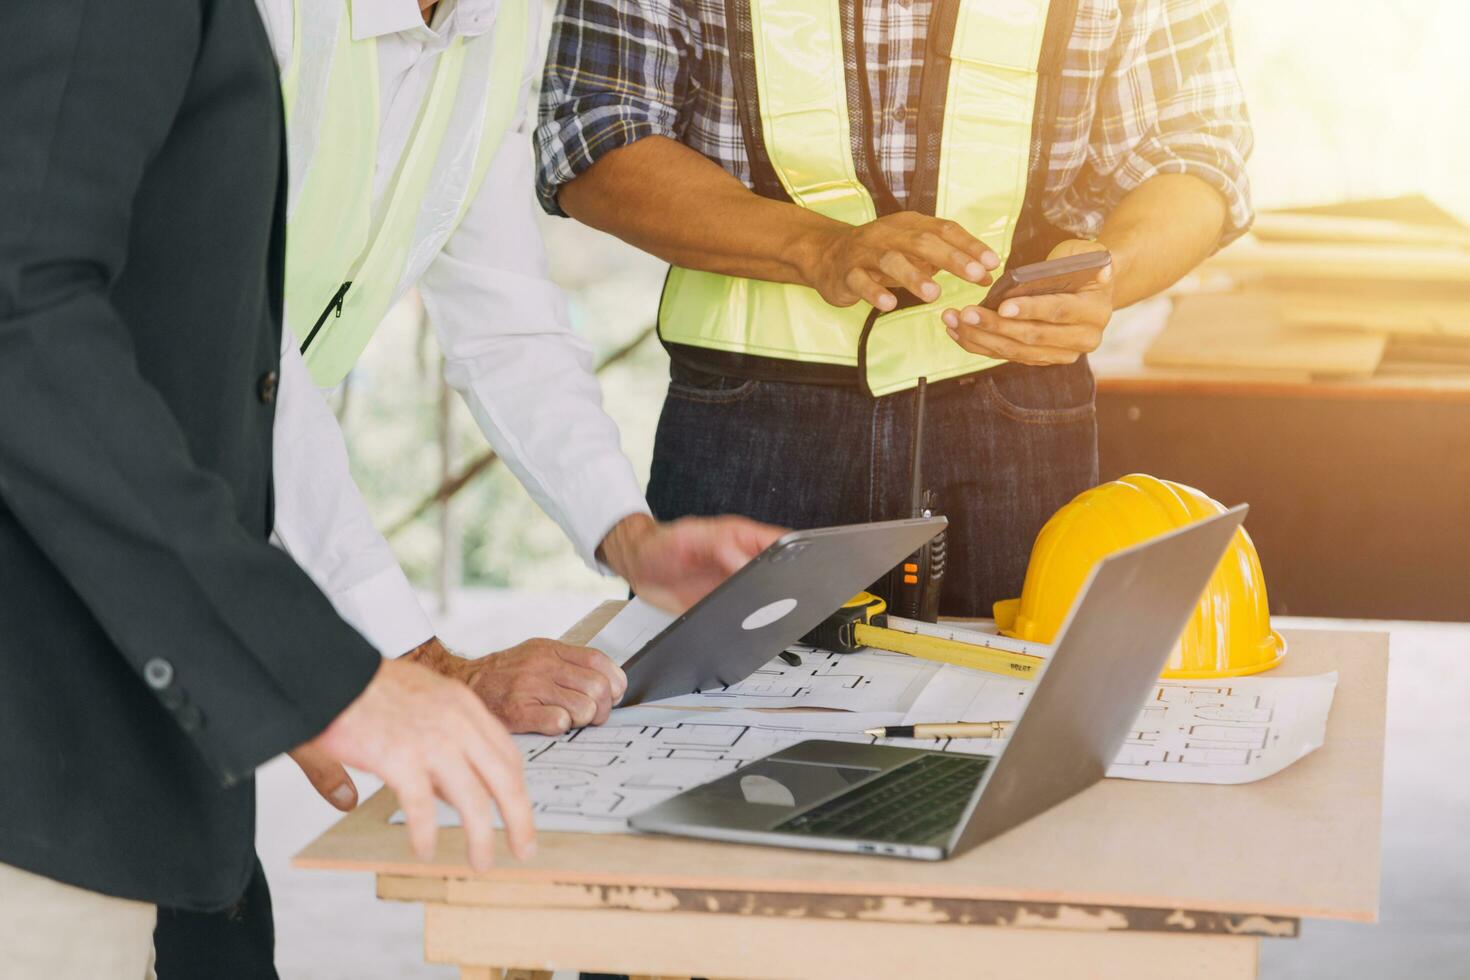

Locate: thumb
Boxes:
[289,745,360,812]
[720,518,785,572]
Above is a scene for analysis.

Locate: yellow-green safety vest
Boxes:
[658,0,1076,397]
[280,0,529,388]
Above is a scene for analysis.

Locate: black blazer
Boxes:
[0,1,380,909]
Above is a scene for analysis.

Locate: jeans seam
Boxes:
[665,379,761,405]
[868,399,880,521]
[982,377,1096,425]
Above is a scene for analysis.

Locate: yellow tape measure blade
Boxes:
[852,623,1043,679]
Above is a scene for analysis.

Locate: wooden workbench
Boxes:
[296,604,1388,979]
[1094,364,1470,622]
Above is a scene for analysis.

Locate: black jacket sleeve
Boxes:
[0,1,381,784]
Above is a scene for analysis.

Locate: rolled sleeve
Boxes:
[1059,0,1255,247]
[535,0,691,215]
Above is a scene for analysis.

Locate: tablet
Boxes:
[618,518,947,704]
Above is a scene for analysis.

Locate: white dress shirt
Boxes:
[260,0,650,655]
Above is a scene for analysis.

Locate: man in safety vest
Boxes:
[536,0,1254,617]
[151,1,781,975]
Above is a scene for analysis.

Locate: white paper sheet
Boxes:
[398,667,1337,832]
[393,707,911,834]
[651,646,940,712]
[901,667,1340,785]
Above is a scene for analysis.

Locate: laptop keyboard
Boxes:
[774,754,989,844]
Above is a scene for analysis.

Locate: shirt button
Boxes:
[143,658,175,690]
[892,105,911,123]
[258,370,279,404]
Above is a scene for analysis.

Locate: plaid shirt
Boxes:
[535,0,1254,245]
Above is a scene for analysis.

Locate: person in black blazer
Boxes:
[0,3,534,974]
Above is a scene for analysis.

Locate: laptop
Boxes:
[629,506,1247,859]
[618,517,946,704]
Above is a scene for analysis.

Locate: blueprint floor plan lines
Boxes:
[655,647,940,713]
[1106,673,1338,783]
[398,669,1339,832]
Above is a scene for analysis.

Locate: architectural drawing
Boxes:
[654,647,939,712]
[901,666,1337,785]
[405,673,1337,833]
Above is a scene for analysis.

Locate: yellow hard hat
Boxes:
[994,474,1285,679]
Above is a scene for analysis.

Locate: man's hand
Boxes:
[306,658,535,871]
[795,212,1000,311]
[407,637,626,735]
[599,513,786,614]
[289,743,360,812]
[941,239,1116,366]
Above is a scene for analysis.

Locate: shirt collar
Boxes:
[350,0,497,41]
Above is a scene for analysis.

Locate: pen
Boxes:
[864,721,1012,739]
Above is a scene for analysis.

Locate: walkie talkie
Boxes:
[888,378,947,622]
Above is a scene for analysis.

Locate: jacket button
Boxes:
[258,370,279,404]
[143,658,174,690]
[178,703,205,733]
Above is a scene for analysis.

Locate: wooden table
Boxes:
[296,604,1388,979]
[1095,367,1470,621]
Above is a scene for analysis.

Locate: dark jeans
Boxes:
[153,854,278,979]
[649,358,1099,617]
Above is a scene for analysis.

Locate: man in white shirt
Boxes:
[150,1,781,975]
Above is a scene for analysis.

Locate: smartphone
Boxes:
[980,249,1112,311]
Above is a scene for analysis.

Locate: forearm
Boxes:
[557,135,837,286]
[1096,174,1228,308]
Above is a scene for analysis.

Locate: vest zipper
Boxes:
[299,281,351,355]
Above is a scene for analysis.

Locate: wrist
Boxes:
[402,636,456,671]
[597,513,657,579]
[782,214,844,290]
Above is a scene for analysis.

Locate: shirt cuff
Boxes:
[327,563,436,657]
[558,456,652,572]
[534,110,670,217]
[1115,138,1256,250]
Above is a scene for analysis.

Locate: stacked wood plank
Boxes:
[1145,197,1470,379]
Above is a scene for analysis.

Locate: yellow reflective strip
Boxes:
[936,0,1049,259]
[303,40,465,385]
[660,268,866,366]
[284,1,376,357]
[863,0,1051,396]
[662,0,1053,396]
[748,0,875,226]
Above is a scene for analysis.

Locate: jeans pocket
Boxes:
[981,360,1096,424]
[666,376,763,405]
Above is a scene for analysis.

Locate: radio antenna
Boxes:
[910,378,927,516]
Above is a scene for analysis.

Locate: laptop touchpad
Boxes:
[698,760,879,811]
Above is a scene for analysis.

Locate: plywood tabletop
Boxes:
[296,602,1386,923]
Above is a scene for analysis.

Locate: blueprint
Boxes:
[406,600,1338,832]
[902,666,1340,785]
[652,647,939,712]
[396,707,911,834]
[402,669,1335,833]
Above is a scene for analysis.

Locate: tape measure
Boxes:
[800,593,1048,680]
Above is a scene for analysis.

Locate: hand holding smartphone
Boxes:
[979,248,1112,312]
